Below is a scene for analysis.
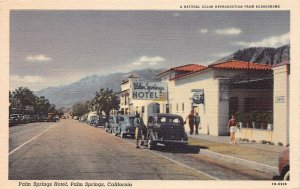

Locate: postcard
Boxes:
[0,0,299,189]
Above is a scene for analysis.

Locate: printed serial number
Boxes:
[272,182,287,186]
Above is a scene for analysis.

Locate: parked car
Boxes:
[106,115,118,133]
[73,116,79,120]
[79,115,87,123]
[89,115,99,126]
[113,115,136,138]
[47,113,56,122]
[21,115,31,124]
[273,147,289,180]
[95,116,107,127]
[9,114,20,126]
[145,113,188,149]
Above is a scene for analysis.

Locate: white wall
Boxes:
[166,70,221,136]
[272,65,289,146]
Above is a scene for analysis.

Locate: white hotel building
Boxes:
[119,60,290,146]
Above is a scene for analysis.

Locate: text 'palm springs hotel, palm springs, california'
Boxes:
[119,60,290,146]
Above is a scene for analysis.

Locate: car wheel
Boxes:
[283,170,290,181]
[120,132,125,138]
[148,137,154,150]
[113,130,118,136]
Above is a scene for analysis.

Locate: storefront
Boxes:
[234,62,290,146]
[157,60,289,146]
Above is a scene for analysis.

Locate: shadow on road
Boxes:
[151,144,209,154]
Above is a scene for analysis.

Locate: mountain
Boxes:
[35,68,165,108]
[35,45,290,108]
[215,45,290,65]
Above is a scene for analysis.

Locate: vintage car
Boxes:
[95,115,107,127]
[278,147,290,180]
[112,115,136,138]
[47,113,57,122]
[273,146,289,180]
[146,113,188,149]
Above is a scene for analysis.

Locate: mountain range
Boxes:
[35,45,290,108]
[215,45,290,65]
[35,69,164,108]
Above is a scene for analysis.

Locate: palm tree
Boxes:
[92,88,119,117]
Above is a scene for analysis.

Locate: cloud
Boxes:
[215,27,242,35]
[173,13,180,17]
[132,61,143,66]
[199,28,208,34]
[26,54,52,62]
[233,32,290,48]
[130,56,166,67]
[11,75,46,83]
[10,75,47,91]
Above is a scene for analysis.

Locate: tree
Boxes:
[12,87,36,107]
[92,88,119,117]
[48,104,58,114]
[57,108,64,118]
[10,86,55,115]
[34,96,50,115]
[71,102,89,117]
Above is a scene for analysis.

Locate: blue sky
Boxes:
[10,11,290,91]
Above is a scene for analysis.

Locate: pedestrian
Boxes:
[185,111,195,135]
[134,114,144,148]
[227,114,239,144]
[195,113,201,135]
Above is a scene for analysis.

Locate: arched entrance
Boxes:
[147,102,160,115]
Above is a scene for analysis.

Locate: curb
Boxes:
[200,149,278,175]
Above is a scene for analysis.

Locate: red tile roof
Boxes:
[209,60,272,70]
[157,64,207,75]
[174,64,207,72]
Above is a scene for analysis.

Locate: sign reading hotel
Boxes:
[132,81,167,101]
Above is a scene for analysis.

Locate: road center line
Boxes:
[105,130,220,180]
[9,123,58,156]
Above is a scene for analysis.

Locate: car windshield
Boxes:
[157,116,183,124]
[129,117,144,125]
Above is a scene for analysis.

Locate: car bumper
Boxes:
[152,138,188,145]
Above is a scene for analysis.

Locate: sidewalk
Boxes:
[188,133,286,175]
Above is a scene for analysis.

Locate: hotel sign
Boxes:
[191,89,204,104]
[132,81,167,101]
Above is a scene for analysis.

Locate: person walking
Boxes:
[134,114,144,148]
[227,114,238,144]
[185,111,195,135]
[195,113,201,135]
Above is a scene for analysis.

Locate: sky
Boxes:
[10,11,290,91]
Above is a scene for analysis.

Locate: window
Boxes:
[118,116,125,122]
[124,94,127,105]
[148,116,154,124]
[229,97,238,115]
[157,116,183,124]
[142,106,145,113]
[176,103,179,111]
[182,103,184,112]
[245,98,256,112]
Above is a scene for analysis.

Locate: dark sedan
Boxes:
[146,113,188,149]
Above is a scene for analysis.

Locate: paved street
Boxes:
[9,119,273,180]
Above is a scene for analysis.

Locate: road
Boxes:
[9,119,271,180]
